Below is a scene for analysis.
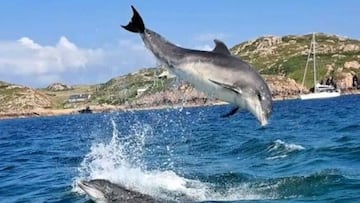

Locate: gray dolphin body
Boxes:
[78,179,161,203]
[122,6,272,126]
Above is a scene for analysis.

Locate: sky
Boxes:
[0,0,359,87]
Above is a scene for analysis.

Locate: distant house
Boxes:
[157,70,176,79]
[136,87,148,96]
[68,94,91,103]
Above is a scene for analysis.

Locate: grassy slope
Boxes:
[231,33,360,88]
[39,85,97,108]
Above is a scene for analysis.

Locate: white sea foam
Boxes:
[266,154,288,160]
[268,139,305,152]
[73,117,274,201]
[266,139,305,160]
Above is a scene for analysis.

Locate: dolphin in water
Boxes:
[122,6,272,126]
[78,179,162,203]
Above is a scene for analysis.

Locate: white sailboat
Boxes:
[299,33,341,100]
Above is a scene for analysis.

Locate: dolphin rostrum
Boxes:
[78,179,162,203]
[122,6,272,126]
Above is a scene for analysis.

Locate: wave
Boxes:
[184,170,348,201]
[336,124,360,133]
[234,170,347,200]
[266,139,305,160]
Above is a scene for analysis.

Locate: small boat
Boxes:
[300,83,341,100]
[78,106,93,114]
[299,33,341,100]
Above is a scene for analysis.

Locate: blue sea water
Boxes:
[1,95,360,202]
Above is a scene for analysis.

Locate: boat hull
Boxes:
[300,91,341,100]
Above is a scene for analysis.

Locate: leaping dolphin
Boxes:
[78,179,162,203]
[122,6,272,126]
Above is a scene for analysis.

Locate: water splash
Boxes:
[73,117,209,201]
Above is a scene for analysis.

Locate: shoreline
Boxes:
[0,102,226,121]
[1,91,359,121]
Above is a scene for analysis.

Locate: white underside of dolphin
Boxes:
[122,6,272,126]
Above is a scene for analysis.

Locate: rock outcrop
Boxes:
[132,83,210,108]
[265,75,304,98]
[47,82,73,91]
[344,61,360,69]
[337,72,354,89]
[0,82,53,114]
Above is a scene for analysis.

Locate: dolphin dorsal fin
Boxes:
[212,39,231,55]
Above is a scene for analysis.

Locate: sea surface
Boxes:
[1,95,360,202]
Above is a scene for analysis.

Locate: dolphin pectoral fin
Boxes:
[212,39,231,55]
[221,106,240,118]
[208,79,242,94]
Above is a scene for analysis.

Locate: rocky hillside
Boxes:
[231,33,360,89]
[89,68,304,108]
[0,81,53,113]
[91,33,360,107]
[132,83,211,108]
[92,67,170,105]
[2,33,360,116]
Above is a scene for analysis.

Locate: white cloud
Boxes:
[190,32,232,52]
[0,36,104,77]
[0,36,156,87]
[18,37,42,49]
[0,34,237,87]
[193,44,213,51]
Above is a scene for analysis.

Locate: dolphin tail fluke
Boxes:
[121,5,145,33]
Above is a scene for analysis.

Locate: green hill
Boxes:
[231,33,360,88]
[91,67,171,105]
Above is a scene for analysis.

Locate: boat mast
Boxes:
[301,34,313,93]
[312,33,317,93]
